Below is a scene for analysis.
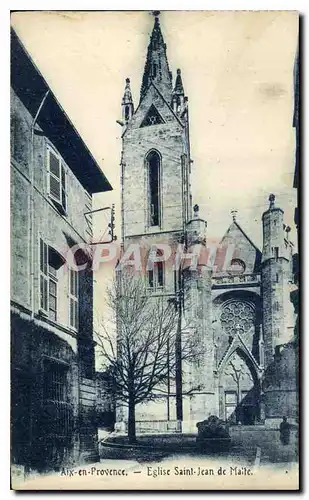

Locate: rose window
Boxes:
[220,301,255,336]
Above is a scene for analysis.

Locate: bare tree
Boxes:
[95,269,197,443]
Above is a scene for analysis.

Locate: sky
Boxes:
[11,10,299,353]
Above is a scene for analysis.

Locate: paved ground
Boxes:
[99,426,298,466]
[229,427,298,464]
[15,428,298,490]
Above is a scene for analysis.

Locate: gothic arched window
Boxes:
[147,248,164,290]
[147,151,161,227]
[125,105,130,121]
[220,301,255,336]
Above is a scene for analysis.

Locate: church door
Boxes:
[220,350,259,425]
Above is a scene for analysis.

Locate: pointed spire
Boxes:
[140,12,173,103]
[122,77,133,105]
[172,68,187,115]
[122,77,134,123]
[173,68,184,95]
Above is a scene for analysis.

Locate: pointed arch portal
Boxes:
[219,348,260,425]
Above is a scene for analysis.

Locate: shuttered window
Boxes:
[84,191,93,240]
[47,146,67,214]
[40,239,58,322]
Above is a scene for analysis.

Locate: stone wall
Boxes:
[11,312,80,470]
[261,257,293,367]
[11,88,98,469]
[263,342,298,424]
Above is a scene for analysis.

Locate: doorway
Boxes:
[221,350,259,425]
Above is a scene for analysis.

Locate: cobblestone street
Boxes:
[229,426,298,465]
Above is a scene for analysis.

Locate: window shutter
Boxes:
[48,149,61,203]
[47,148,67,214]
[69,269,79,329]
[40,239,48,312]
[61,164,67,212]
[48,272,57,321]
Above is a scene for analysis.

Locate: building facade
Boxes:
[96,371,116,430]
[116,13,298,433]
[11,30,112,471]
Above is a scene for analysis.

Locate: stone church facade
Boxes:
[117,13,298,433]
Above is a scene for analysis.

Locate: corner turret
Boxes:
[186,204,207,247]
[122,78,134,123]
[261,194,294,367]
[262,194,287,263]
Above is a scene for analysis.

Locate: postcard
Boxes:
[10,10,299,490]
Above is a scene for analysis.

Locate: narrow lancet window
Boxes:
[147,248,164,290]
[147,151,161,226]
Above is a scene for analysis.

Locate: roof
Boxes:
[217,220,262,274]
[122,81,185,139]
[220,220,261,253]
[140,14,173,104]
[11,29,112,195]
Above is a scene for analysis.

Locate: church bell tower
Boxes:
[117,11,194,427]
[119,12,192,250]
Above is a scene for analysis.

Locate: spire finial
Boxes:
[152,10,160,19]
[231,209,238,222]
[173,68,184,96]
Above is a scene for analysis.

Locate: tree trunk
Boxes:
[128,398,136,444]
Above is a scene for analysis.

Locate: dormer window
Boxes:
[47,145,67,215]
